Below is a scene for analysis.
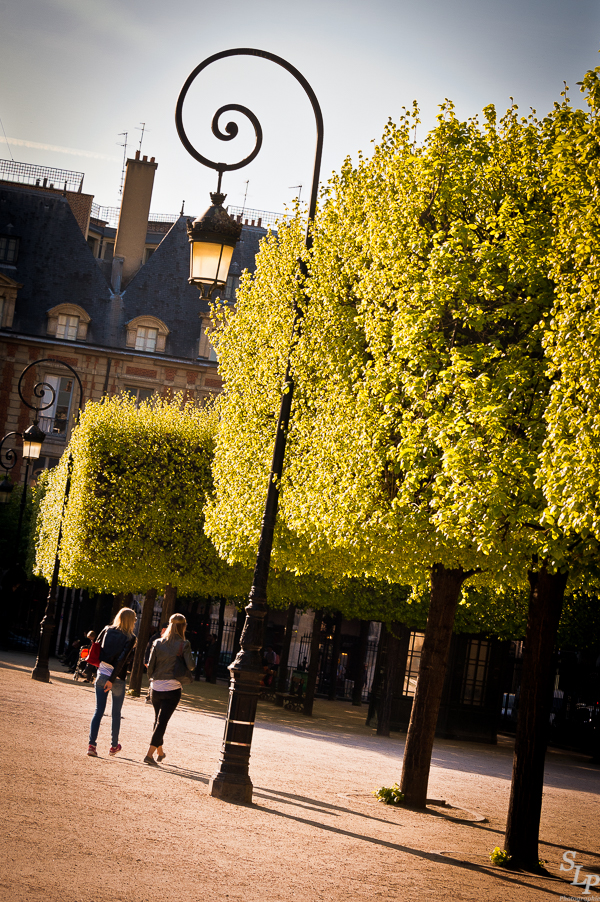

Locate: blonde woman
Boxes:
[87,607,137,758]
[144,613,195,765]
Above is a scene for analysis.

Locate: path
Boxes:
[2,652,599,902]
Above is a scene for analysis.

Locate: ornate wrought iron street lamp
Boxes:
[0,365,48,549]
[176,48,323,803]
[28,359,83,683]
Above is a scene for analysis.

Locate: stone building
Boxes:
[0,155,273,484]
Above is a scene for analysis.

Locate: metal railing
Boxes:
[38,415,68,437]
[90,203,120,227]
[0,159,85,193]
[227,205,291,229]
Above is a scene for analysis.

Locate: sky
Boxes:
[0,0,598,219]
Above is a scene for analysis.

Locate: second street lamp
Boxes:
[176,48,323,803]
[0,373,47,553]
[29,359,84,683]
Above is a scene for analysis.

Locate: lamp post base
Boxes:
[209,654,263,805]
[31,665,51,683]
[209,773,253,804]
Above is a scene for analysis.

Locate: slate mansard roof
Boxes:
[0,183,267,360]
[0,185,112,343]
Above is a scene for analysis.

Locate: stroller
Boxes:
[73,647,96,682]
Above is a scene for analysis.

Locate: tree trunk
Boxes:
[366,624,386,726]
[276,603,296,704]
[327,611,344,701]
[399,564,467,807]
[211,598,226,683]
[377,624,401,736]
[128,588,157,696]
[162,584,177,623]
[504,566,567,869]
[303,609,323,716]
[352,619,371,706]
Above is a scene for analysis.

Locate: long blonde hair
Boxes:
[163,613,187,642]
[112,607,137,636]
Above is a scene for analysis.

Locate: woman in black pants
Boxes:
[144,613,195,766]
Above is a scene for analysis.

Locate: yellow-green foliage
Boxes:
[34,394,245,594]
[207,81,600,600]
[542,68,600,543]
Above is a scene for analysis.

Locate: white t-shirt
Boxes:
[150,679,182,691]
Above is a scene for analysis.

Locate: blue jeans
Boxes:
[89,674,126,747]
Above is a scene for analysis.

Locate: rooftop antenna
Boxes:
[117,131,128,197]
[289,184,302,204]
[0,113,14,161]
[136,122,148,153]
[180,200,185,215]
[241,179,249,215]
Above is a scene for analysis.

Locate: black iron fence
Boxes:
[0,158,84,192]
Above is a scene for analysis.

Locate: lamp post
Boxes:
[176,48,323,802]
[0,363,50,554]
[28,359,83,683]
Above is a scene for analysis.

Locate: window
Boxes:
[224,274,239,300]
[123,385,155,406]
[39,375,74,436]
[143,247,155,264]
[402,631,424,697]
[47,304,90,341]
[0,273,19,328]
[0,236,19,264]
[135,326,158,352]
[56,314,80,341]
[32,456,60,480]
[125,316,168,353]
[460,639,490,706]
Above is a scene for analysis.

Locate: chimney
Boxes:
[114,154,158,287]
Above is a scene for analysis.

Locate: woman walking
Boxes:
[88,607,137,757]
[144,612,195,766]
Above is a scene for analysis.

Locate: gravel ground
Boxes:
[2,650,599,902]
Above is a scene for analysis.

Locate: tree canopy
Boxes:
[207,94,600,594]
[34,394,247,596]
[541,67,600,549]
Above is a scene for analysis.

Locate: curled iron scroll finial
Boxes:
[0,435,19,473]
[175,49,323,224]
[17,358,84,422]
[29,378,57,414]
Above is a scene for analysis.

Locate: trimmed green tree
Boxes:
[206,87,600,865]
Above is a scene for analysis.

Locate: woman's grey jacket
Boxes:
[147,635,195,681]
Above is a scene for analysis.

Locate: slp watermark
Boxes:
[560,850,600,897]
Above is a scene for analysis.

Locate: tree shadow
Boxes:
[252,798,571,897]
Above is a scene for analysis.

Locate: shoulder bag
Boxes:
[86,627,107,669]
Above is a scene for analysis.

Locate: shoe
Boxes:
[157,751,166,762]
[87,744,98,757]
[144,755,159,767]
[109,744,122,756]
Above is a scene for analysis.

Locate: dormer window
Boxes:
[126,315,169,353]
[135,326,158,352]
[0,272,21,328]
[56,314,79,341]
[0,236,19,264]
[47,304,90,341]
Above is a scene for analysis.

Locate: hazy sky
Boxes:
[1,0,598,218]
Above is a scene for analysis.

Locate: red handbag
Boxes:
[86,641,102,668]
[86,628,106,669]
